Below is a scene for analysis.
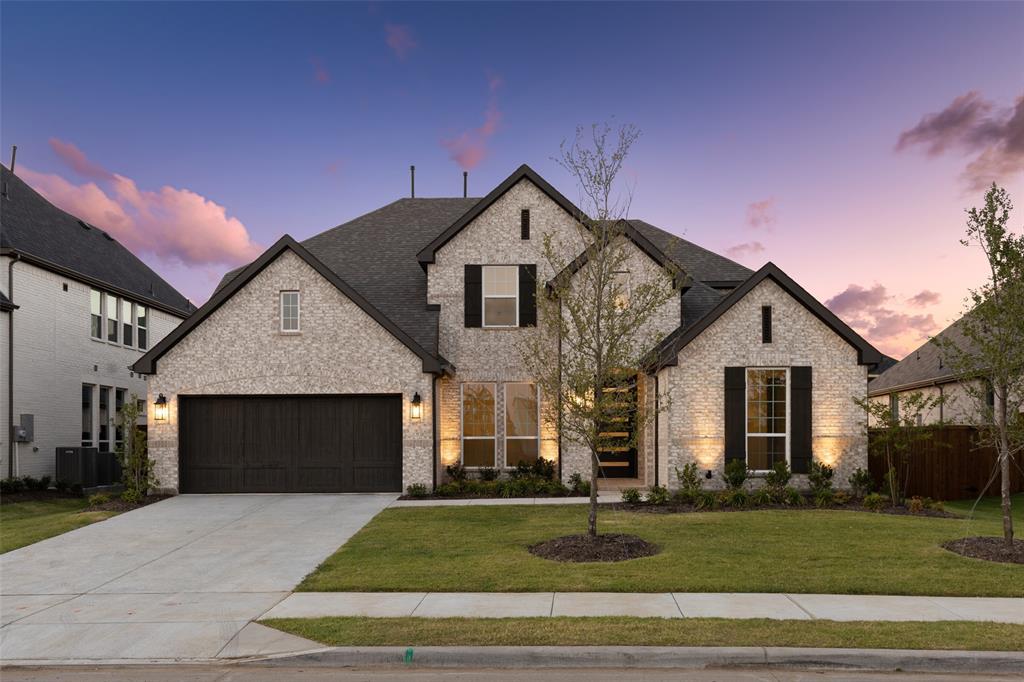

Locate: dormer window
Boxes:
[280,291,300,332]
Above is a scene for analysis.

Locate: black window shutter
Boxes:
[724,367,746,464]
[761,305,772,343]
[521,209,531,240]
[519,264,537,327]
[465,265,482,328]
[791,366,812,474]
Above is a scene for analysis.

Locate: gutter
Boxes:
[7,253,19,478]
[867,376,959,398]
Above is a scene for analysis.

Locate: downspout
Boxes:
[7,253,19,479]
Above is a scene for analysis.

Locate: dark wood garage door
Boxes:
[178,395,402,493]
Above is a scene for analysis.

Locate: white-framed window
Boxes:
[98,386,111,452]
[745,368,789,471]
[612,270,631,310]
[280,291,300,332]
[482,265,517,327]
[81,384,94,447]
[114,388,126,449]
[106,293,119,343]
[137,305,149,350]
[122,299,134,347]
[461,382,496,467]
[90,289,103,339]
[505,383,539,467]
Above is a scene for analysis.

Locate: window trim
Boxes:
[280,290,301,333]
[744,367,790,472]
[122,299,135,348]
[460,381,497,468]
[106,293,120,344]
[137,305,149,350]
[481,265,519,328]
[90,289,103,340]
[504,382,540,468]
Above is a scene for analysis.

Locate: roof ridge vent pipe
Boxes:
[410,165,415,198]
[463,171,468,198]
[9,145,16,174]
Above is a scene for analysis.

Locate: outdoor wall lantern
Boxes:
[154,393,169,422]
[705,469,713,480]
[410,392,423,420]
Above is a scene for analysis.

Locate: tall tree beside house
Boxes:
[517,123,681,538]
[933,184,1024,548]
[116,394,158,503]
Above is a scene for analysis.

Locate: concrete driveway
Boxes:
[0,493,395,662]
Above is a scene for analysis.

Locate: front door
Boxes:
[596,378,638,478]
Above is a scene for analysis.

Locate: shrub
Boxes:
[646,485,669,505]
[723,488,748,508]
[54,479,69,493]
[567,472,590,496]
[763,461,791,494]
[120,489,142,505]
[87,493,111,507]
[406,483,429,498]
[38,475,52,490]
[70,483,83,496]
[783,486,805,506]
[808,461,834,496]
[621,488,642,504]
[117,393,158,500]
[22,475,49,491]
[832,490,851,506]
[721,459,748,490]
[813,489,834,508]
[862,492,887,511]
[695,490,718,510]
[445,464,467,482]
[908,496,925,514]
[752,487,774,507]
[847,467,874,498]
[478,467,499,482]
[435,482,461,497]
[675,463,704,497]
[928,499,945,512]
[531,458,556,481]
[1,477,26,494]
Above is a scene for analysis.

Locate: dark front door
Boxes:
[179,395,402,493]
[596,379,638,478]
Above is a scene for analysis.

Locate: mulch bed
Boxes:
[0,490,84,505]
[87,494,172,512]
[606,501,956,518]
[528,533,660,563]
[942,536,1024,564]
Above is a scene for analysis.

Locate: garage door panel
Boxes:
[178,395,401,493]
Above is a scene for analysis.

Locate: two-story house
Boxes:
[133,165,881,494]
[1,164,192,480]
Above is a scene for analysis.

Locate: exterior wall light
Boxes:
[154,393,169,423]
[410,392,422,420]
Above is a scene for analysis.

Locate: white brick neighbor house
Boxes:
[133,165,882,494]
[1,164,191,480]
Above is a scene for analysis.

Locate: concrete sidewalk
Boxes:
[261,592,1024,623]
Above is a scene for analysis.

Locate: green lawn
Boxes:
[298,494,1024,596]
[0,498,117,553]
[266,616,1023,651]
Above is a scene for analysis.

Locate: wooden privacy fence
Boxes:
[867,425,1024,501]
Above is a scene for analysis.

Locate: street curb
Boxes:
[245,645,1024,674]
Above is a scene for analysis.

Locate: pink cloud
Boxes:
[49,138,114,181]
[907,289,941,307]
[725,241,765,260]
[896,90,1024,190]
[825,283,888,317]
[441,74,503,170]
[826,283,939,358]
[310,56,331,84]
[745,198,777,229]
[21,143,261,272]
[385,24,417,60]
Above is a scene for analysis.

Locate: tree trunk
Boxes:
[998,384,1014,547]
[588,449,599,537]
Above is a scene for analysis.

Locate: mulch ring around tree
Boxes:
[528,533,660,563]
[942,536,1024,565]
[87,494,173,513]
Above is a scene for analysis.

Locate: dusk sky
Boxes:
[2,1,1022,359]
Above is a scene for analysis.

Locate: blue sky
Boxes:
[2,1,1022,356]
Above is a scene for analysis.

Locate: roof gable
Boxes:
[133,235,446,375]
[867,317,971,394]
[416,164,583,267]
[651,262,882,370]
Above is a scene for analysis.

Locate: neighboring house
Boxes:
[868,317,1004,425]
[1,164,192,479]
[133,165,881,494]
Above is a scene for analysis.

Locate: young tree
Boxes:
[517,123,681,537]
[116,393,158,503]
[933,184,1024,547]
[855,392,946,506]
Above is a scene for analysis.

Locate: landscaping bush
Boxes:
[723,488,748,508]
[54,479,69,493]
[511,459,556,481]
[479,467,499,481]
[752,487,774,507]
[694,490,718,510]
[783,486,805,506]
[721,459,748,490]
[445,464,467,482]
[20,475,50,491]
[674,462,704,500]
[832,490,851,506]
[405,483,429,498]
[763,461,791,500]
[621,488,642,504]
[863,492,887,511]
[808,462,834,496]
[927,498,945,513]
[121,489,142,504]
[813,488,834,508]
[567,472,591,496]
[1,477,26,494]
[646,485,669,505]
[908,496,925,514]
[87,493,111,507]
[848,467,874,498]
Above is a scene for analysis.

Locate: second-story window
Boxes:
[122,299,134,347]
[106,294,119,343]
[137,306,148,350]
[482,265,517,327]
[90,289,103,339]
[280,291,300,332]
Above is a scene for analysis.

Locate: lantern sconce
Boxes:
[154,393,169,423]
[705,469,713,480]
[410,392,422,420]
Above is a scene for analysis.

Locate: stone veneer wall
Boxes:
[428,179,679,482]
[147,250,433,492]
[657,278,868,490]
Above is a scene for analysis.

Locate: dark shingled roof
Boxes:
[1,164,192,316]
[632,220,753,284]
[868,318,972,395]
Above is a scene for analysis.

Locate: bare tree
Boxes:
[934,184,1024,547]
[517,123,681,537]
